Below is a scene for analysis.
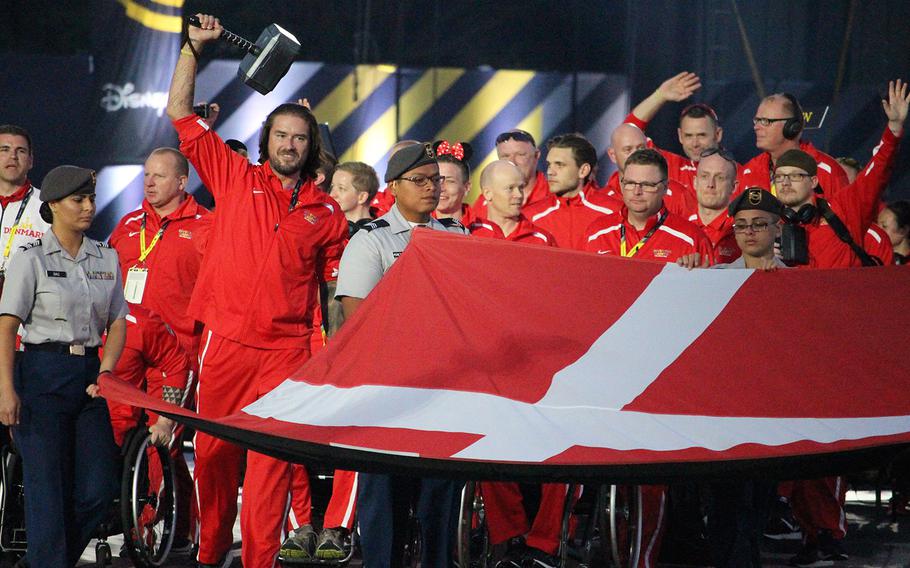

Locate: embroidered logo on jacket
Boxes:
[303,211,318,225]
[179,229,193,239]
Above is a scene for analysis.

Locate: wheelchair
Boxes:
[456,482,644,568]
[0,422,178,567]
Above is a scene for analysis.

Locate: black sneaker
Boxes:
[523,546,559,568]
[818,531,848,561]
[494,537,528,568]
[765,514,803,540]
[790,543,833,567]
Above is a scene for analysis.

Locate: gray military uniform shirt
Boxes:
[336,204,467,299]
[713,256,788,269]
[0,230,129,346]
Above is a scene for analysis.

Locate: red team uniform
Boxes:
[173,114,348,567]
[740,141,849,198]
[864,223,894,265]
[522,187,621,250]
[109,195,211,362]
[687,212,741,265]
[585,206,713,264]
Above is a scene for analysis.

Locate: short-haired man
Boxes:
[585,148,713,265]
[467,160,557,246]
[0,125,50,282]
[330,161,379,235]
[432,141,476,226]
[688,147,741,264]
[717,188,786,270]
[108,146,210,551]
[370,139,421,216]
[742,92,849,197]
[603,123,697,218]
[473,129,551,218]
[166,14,349,567]
[336,143,465,568]
[623,71,733,192]
[773,80,907,269]
[522,133,620,250]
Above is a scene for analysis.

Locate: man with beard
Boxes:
[166,13,348,568]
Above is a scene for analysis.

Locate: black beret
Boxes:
[774,149,817,176]
[728,187,783,217]
[40,165,96,202]
[384,143,437,182]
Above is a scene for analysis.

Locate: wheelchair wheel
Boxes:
[456,481,491,568]
[598,485,642,568]
[120,432,176,568]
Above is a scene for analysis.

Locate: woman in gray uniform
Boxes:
[0,165,128,568]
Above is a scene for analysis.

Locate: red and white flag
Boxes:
[102,230,910,482]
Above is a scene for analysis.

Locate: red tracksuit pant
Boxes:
[789,477,847,542]
[194,330,310,567]
[479,482,579,555]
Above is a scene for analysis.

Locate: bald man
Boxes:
[603,123,696,217]
[370,140,421,216]
[466,160,557,246]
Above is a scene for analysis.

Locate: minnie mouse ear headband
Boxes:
[433,140,473,162]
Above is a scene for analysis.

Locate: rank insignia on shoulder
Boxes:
[362,219,390,232]
[20,239,42,251]
[437,218,464,229]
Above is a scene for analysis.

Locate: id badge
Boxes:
[124,267,149,303]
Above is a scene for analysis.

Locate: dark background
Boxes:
[2,0,910,196]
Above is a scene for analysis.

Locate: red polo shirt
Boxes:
[467,215,558,247]
[521,187,621,251]
[172,114,348,349]
[688,211,741,265]
[109,195,211,356]
[585,206,713,264]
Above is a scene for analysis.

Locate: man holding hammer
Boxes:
[166,14,348,568]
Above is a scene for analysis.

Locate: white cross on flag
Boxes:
[102,230,910,482]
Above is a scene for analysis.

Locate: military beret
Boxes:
[384,142,437,182]
[774,149,817,176]
[728,187,783,217]
[40,165,96,202]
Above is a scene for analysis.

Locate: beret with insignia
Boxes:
[40,165,96,202]
[384,143,437,182]
[728,187,783,216]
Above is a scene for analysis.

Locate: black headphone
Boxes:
[780,92,804,140]
[781,203,817,225]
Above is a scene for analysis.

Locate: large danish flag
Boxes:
[102,230,910,482]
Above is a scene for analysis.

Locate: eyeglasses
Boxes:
[621,179,666,193]
[495,129,536,147]
[752,117,794,127]
[733,220,773,233]
[398,174,444,187]
[699,146,736,163]
[772,173,811,184]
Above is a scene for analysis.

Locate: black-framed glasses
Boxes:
[495,129,536,147]
[752,117,793,127]
[398,174,444,187]
[772,173,811,184]
[733,220,773,233]
[699,146,736,163]
[621,179,666,193]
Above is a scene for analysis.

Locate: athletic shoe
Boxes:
[523,546,559,568]
[279,524,317,560]
[818,531,848,561]
[494,537,528,568]
[171,536,195,554]
[789,543,833,567]
[315,526,349,560]
[764,514,803,540]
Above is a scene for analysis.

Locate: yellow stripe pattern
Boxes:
[117,0,182,33]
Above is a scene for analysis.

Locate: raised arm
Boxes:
[166,14,224,121]
[629,71,702,124]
